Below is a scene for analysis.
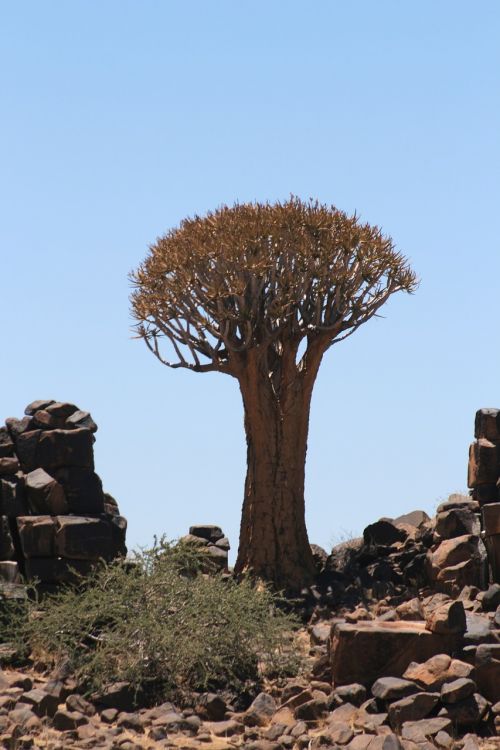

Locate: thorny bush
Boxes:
[0,539,300,702]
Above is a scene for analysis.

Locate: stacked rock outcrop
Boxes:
[180,524,230,571]
[0,400,126,592]
[468,408,500,582]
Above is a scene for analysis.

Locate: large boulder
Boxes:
[330,621,461,686]
[0,475,28,516]
[54,516,125,560]
[475,408,500,442]
[52,468,105,514]
[435,507,480,540]
[427,535,487,594]
[16,428,94,473]
[25,468,68,515]
[363,520,408,548]
[17,516,56,558]
[482,503,500,536]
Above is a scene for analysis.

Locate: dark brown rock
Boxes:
[439,693,489,726]
[117,711,145,732]
[363,520,408,547]
[13,430,41,471]
[401,717,452,741]
[331,621,461,686]
[16,516,56,557]
[481,584,500,612]
[468,439,499,488]
[366,735,403,750]
[32,410,66,430]
[53,708,88,730]
[52,467,105,514]
[55,516,117,560]
[39,427,94,470]
[427,535,487,594]
[0,517,15,560]
[205,544,228,569]
[435,508,480,540]
[91,681,136,711]
[333,683,367,707]
[25,468,68,514]
[18,687,59,716]
[189,524,224,543]
[0,428,14,458]
[45,402,79,418]
[393,510,430,528]
[245,692,277,727]
[428,535,484,573]
[294,696,327,721]
[472,484,498,504]
[0,561,21,582]
[403,654,474,689]
[16,428,94,472]
[482,504,500,536]
[196,692,226,721]
[475,643,500,701]
[24,400,55,416]
[24,557,95,583]
[484,535,500,584]
[65,410,98,432]
[0,475,28,516]
[5,416,33,439]
[424,600,466,635]
[371,677,418,702]
[388,692,440,728]
[440,678,476,704]
[100,707,118,723]
[9,705,40,730]
[475,408,500,441]
[0,457,20,475]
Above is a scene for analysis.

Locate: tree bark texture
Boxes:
[234,349,318,591]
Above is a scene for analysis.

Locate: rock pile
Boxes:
[0,399,126,592]
[315,511,434,613]
[180,524,230,571]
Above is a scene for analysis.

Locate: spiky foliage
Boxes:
[2,540,300,702]
[130,198,417,377]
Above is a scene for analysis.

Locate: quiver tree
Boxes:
[131,198,417,591]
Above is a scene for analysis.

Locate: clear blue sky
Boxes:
[1,1,499,561]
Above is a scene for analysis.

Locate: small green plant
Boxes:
[1,539,300,702]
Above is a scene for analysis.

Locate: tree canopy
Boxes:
[130,197,418,380]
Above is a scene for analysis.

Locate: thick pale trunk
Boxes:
[234,355,316,591]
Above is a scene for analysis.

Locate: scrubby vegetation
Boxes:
[0,539,300,703]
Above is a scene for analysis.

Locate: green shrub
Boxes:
[2,539,300,701]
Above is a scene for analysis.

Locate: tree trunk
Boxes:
[234,351,317,591]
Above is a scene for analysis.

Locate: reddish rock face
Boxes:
[468,439,498,488]
[330,621,462,687]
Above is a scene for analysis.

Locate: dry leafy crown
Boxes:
[130,197,417,375]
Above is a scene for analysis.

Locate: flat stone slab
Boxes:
[330,620,461,686]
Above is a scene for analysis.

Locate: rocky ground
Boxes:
[1,494,500,750]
